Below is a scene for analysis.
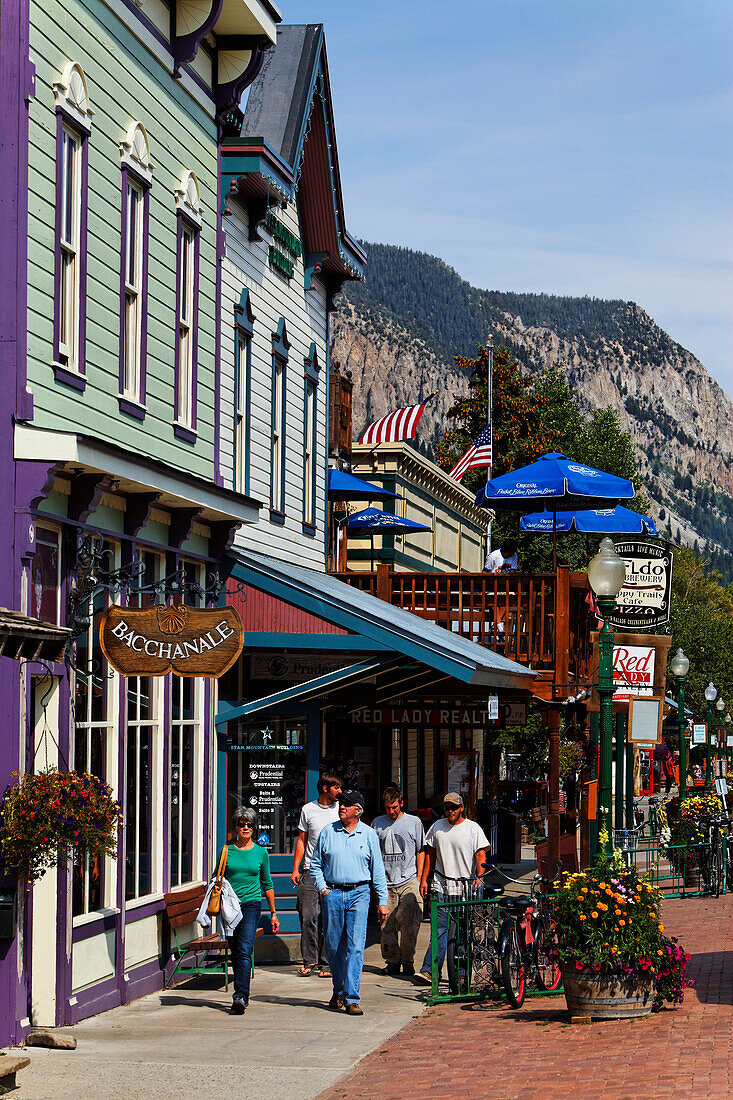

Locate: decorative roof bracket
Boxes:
[172,0,223,77]
[214,35,272,123]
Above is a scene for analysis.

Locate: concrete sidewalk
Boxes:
[17,931,432,1100]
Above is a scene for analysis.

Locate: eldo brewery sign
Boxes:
[99,605,243,678]
[608,541,673,631]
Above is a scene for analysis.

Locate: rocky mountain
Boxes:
[330,243,733,575]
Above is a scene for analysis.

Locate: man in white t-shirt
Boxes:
[291,771,342,975]
[415,791,489,984]
[483,540,518,574]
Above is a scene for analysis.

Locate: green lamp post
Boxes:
[716,697,725,780]
[670,648,690,801]
[704,682,717,792]
[726,713,732,774]
[588,537,627,857]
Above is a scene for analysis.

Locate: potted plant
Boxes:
[0,768,121,884]
[552,830,693,1019]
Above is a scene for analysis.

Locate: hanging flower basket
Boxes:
[0,768,121,884]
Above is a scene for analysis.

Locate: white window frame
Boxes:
[271,358,285,512]
[303,380,316,526]
[235,331,249,494]
[58,125,82,370]
[123,179,144,400]
[177,223,196,427]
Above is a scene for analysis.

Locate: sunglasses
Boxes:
[444,804,462,810]
[236,821,254,829]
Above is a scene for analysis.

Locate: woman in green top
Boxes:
[222,807,279,1014]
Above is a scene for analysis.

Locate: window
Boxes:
[73,540,116,917]
[176,223,197,429]
[123,180,144,399]
[302,344,320,532]
[58,127,82,370]
[52,62,92,386]
[270,320,290,516]
[233,288,255,495]
[235,332,250,494]
[170,676,200,887]
[118,122,152,416]
[174,172,202,441]
[303,381,316,529]
[125,550,162,901]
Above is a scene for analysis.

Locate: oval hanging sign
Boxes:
[99,604,244,678]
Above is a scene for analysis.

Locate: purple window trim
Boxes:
[71,910,119,944]
[118,164,151,414]
[52,108,90,390]
[125,896,165,924]
[173,212,200,438]
[119,395,147,421]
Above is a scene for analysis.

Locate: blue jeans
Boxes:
[420,896,450,976]
[228,901,261,1004]
[321,885,370,1005]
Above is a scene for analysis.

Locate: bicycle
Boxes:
[443,877,526,1008]
[496,873,561,1006]
[699,813,729,897]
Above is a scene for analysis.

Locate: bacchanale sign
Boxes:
[99,604,244,678]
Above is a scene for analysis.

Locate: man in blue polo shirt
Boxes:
[310,789,388,1016]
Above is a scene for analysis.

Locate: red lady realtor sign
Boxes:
[612,644,656,700]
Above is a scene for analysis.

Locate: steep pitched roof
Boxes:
[221,24,365,288]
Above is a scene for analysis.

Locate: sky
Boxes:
[291,0,733,394]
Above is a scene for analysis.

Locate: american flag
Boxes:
[449,426,493,481]
[358,398,431,446]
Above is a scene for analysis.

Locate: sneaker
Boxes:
[384,963,401,976]
[344,1003,363,1016]
[328,994,344,1011]
[413,971,432,985]
[402,963,415,977]
[230,1000,246,1015]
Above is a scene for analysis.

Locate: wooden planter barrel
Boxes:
[561,969,656,1020]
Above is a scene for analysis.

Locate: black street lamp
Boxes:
[670,648,690,801]
[716,696,725,780]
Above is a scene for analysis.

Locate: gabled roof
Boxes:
[220,24,365,288]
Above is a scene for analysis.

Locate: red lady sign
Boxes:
[612,644,656,700]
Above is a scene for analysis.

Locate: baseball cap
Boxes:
[338,788,364,809]
[443,792,464,807]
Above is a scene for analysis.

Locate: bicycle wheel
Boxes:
[711,834,723,898]
[499,917,525,1008]
[446,915,467,995]
[533,917,561,992]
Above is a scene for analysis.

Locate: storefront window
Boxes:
[72,540,115,916]
[170,675,197,886]
[125,550,162,900]
[32,525,61,624]
[226,716,306,853]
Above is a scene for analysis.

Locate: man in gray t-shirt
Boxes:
[371,785,425,976]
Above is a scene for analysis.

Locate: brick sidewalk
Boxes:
[316,893,733,1100]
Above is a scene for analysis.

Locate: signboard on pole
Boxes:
[612,644,655,699]
[692,723,707,745]
[607,542,673,631]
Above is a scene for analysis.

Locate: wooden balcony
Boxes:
[336,565,594,700]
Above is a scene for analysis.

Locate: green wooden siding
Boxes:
[27,0,218,479]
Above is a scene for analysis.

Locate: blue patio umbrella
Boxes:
[346,507,431,568]
[474,452,636,569]
[520,506,657,536]
[328,468,400,501]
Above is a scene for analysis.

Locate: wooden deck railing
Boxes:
[336,565,594,695]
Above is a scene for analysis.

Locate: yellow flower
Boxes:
[658,924,664,932]
[614,909,621,916]
[597,902,608,911]
[579,914,586,921]
[581,887,588,894]
[577,895,584,901]
[618,920,625,927]
[591,911,599,919]
[599,882,607,889]
[657,949,664,956]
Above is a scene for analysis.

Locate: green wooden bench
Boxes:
[164,883,230,989]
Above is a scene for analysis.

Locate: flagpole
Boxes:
[486,344,493,557]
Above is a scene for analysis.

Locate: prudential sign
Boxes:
[607,541,673,631]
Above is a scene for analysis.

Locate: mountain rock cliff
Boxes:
[330,244,733,573]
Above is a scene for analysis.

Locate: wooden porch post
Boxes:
[547,705,562,876]
[376,563,391,602]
